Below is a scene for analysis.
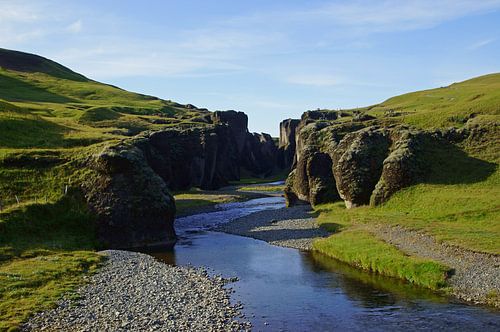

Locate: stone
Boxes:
[83,142,176,249]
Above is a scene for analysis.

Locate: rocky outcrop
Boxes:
[83,142,176,249]
[284,109,429,208]
[277,119,300,170]
[81,110,281,248]
[211,110,248,155]
[146,125,240,190]
[242,132,278,176]
[331,127,391,208]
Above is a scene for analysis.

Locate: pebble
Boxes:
[216,205,329,251]
[22,250,252,331]
[371,224,500,307]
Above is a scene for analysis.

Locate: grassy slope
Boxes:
[313,74,499,291]
[363,73,500,129]
[0,48,207,330]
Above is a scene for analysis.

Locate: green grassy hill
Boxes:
[0,48,208,152]
[0,48,212,329]
[363,73,500,131]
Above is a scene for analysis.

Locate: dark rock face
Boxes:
[83,142,176,249]
[81,109,281,248]
[331,127,391,208]
[370,129,425,206]
[242,132,278,176]
[284,112,430,209]
[211,110,279,176]
[307,152,339,206]
[211,110,248,155]
[278,119,300,170]
[146,126,240,190]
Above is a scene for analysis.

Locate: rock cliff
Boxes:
[277,119,300,170]
[82,110,280,248]
[282,110,435,208]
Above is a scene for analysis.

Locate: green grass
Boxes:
[314,131,500,254]
[0,192,102,331]
[313,229,450,290]
[0,48,215,330]
[174,190,245,215]
[0,251,103,331]
[361,73,500,130]
[237,185,284,192]
[311,108,498,289]
[229,169,288,185]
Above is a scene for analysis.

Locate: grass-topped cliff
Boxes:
[0,48,213,329]
[284,74,499,304]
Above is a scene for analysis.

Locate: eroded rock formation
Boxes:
[277,119,300,170]
[82,110,281,248]
[83,142,176,249]
[282,110,430,208]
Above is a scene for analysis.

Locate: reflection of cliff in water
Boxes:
[306,251,447,308]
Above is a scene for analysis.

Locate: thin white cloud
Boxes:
[0,1,40,22]
[286,74,340,87]
[313,0,500,30]
[229,0,500,33]
[66,20,82,33]
[468,38,496,50]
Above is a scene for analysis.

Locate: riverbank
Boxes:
[218,205,499,308]
[216,205,328,250]
[22,250,250,331]
[174,182,282,217]
[370,224,500,307]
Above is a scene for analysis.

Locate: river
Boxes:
[147,196,500,331]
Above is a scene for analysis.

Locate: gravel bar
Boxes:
[217,205,329,250]
[22,250,251,332]
[370,224,500,307]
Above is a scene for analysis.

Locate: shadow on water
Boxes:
[305,251,448,307]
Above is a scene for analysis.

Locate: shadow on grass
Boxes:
[421,138,497,185]
[0,117,67,148]
[319,222,344,233]
[0,74,77,103]
[0,192,97,261]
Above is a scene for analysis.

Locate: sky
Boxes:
[1,0,499,136]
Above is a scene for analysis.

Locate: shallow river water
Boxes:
[148,197,500,331]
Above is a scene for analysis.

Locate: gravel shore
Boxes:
[22,250,251,332]
[216,205,329,250]
[370,224,500,307]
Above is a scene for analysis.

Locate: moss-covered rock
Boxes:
[83,142,176,249]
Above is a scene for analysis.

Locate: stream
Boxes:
[147,196,500,331]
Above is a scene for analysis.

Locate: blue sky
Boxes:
[1,0,499,135]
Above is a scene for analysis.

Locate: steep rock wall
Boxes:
[82,110,280,248]
[283,111,430,208]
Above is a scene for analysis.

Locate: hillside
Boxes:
[0,49,216,329]
[363,73,500,133]
[282,74,499,305]
[0,48,215,208]
[0,48,210,151]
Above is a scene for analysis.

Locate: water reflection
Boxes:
[144,197,499,331]
[149,231,499,331]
